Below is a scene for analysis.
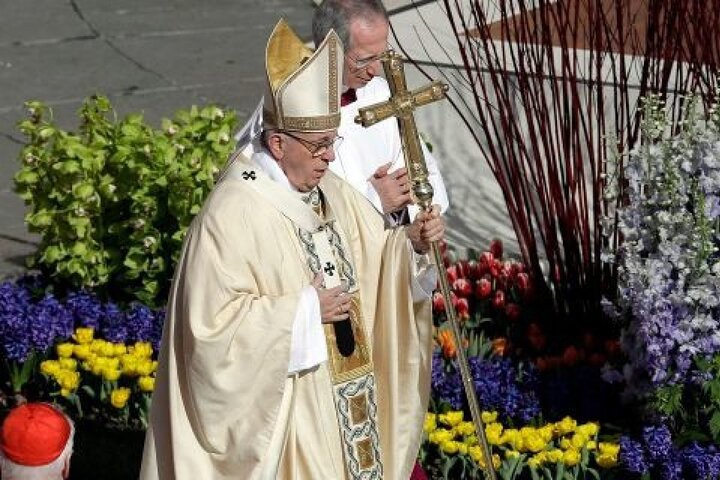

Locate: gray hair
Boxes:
[312,0,388,49]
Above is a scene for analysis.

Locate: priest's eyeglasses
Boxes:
[346,45,391,71]
[282,131,344,157]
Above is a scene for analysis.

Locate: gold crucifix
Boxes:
[355,50,447,209]
[355,50,498,480]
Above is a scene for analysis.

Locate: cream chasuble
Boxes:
[139,152,433,480]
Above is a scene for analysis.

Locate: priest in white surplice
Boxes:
[236,1,448,226]
[140,19,444,480]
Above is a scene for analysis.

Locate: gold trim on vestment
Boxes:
[322,295,374,384]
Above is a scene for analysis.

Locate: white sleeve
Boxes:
[364,178,385,214]
[407,142,450,221]
[287,286,328,374]
[407,240,438,301]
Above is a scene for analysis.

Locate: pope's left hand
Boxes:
[407,204,444,254]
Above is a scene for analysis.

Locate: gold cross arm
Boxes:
[354,50,448,208]
[354,80,448,128]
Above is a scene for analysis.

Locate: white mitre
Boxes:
[263,19,343,133]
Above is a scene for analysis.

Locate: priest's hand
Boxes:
[370,163,412,214]
[407,204,445,254]
[312,274,352,323]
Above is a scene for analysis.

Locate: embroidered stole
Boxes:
[226,157,383,479]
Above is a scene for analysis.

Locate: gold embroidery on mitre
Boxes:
[282,113,341,131]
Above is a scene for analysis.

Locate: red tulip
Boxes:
[453,278,472,297]
[562,346,581,366]
[490,259,502,278]
[456,297,470,320]
[457,260,470,278]
[479,251,494,268]
[432,292,445,313]
[445,265,458,284]
[515,272,531,297]
[492,290,505,310]
[490,239,503,259]
[475,278,492,299]
[505,303,521,321]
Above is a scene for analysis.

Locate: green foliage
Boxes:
[649,353,720,445]
[14,96,238,307]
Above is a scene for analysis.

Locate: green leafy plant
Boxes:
[14,95,238,307]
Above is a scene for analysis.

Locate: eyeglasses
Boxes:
[346,45,391,71]
[281,131,344,157]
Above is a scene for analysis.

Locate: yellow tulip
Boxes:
[138,376,155,392]
[555,416,577,435]
[40,360,61,376]
[570,432,589,449]
[57,370,80,390]
[132,342,153,358]
[562,448,581,466]
[424,413,437,434]
[56,343,74,358]
[485,422,503,445]
[136,359,155,377]
[102,368,121,382]
[577,422,599,437]
[439,411,464,427]
[73,327,94,344]
[110,387,131,408]
[455,421,475,436]
[546,449,563,463]
[481,411,498,423]
[429,429,454,445]
[59,358,77,371]
[440,440,460,454]
[73,344,92,360]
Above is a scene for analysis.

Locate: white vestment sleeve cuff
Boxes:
[287,286,328,374]
[407,240,438,301]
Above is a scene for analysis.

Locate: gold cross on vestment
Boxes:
[354,50,447,209]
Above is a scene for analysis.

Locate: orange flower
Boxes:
[492,337,509,356]
[437,330,457,359]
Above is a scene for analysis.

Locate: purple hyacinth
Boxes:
[125,302,155,342]
[470,356,540,424]
[0,281,32,361]
[643,424,673,462]
[657,451,683,480]
[681,442,720,479]
[620,436,649,474]
[101,301,127,343]
[65,291,103,328]
[430,350,541,424]
[27,293,73,352]
[150,308,165,352]
[431,351,464,409]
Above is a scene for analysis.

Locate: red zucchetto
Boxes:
[1,403,71,466]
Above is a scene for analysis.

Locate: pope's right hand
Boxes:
[369,162,412,214]
[312,273,351,323]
